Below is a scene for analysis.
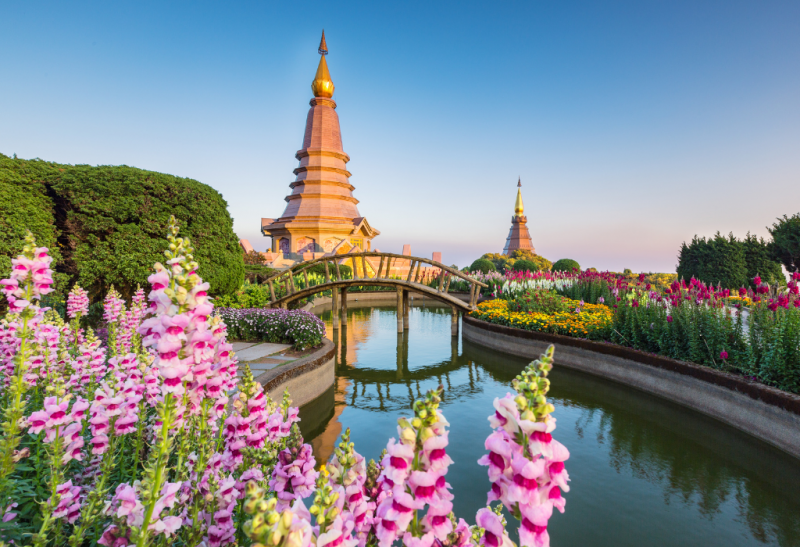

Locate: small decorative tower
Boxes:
[262,31,379,257]
[503,178,535,254]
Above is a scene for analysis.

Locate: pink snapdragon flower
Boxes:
[27,396,89,464]
[478,346,569,547]
[52,480,82,524]
[1,240,53,312]
[270,443,319,507]
[67,284,90,319]
[103,287,125,324]
[476,508,513,547]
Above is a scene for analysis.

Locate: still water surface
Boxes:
[298,302,800,547]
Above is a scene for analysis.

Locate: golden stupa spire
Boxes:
[311,30,335,98]
[514,177,524,216]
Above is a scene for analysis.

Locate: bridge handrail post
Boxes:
[437,269,444,293]
[406,261,416,283]
[377,256,385,278]
[324,261,331,283]
[268,279,276,303]
[334,260,341,280]
[362,255,369,280]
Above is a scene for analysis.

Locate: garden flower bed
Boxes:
[471,271,800,395]
[470,298,613,340]
[214,307,325,350]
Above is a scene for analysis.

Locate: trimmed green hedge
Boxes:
[552,259,580,272]
[0,153,243,300]
[470,258,496,273]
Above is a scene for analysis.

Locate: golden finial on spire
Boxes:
[312,30,335,98]
[514,178,524,216]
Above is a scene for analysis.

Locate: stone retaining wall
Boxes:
[254,338,336,407]
[462,315,800,459]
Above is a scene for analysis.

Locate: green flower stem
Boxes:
[136,394,176,547]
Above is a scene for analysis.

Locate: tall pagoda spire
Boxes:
[311,30,334,98]
[261,31,379,257]
[503,178,535,254]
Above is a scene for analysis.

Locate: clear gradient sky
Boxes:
[2,1,799,271]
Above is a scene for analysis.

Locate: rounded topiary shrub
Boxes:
[552,259,580,272]
[512,259,539,272]
[470,258,496,273]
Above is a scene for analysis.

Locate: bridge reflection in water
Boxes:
[298,302,800,547]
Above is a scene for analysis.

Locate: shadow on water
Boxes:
[298,302,800,547]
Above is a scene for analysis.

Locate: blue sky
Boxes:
[2,1,798,271]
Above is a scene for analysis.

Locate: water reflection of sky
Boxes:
[298,302,800,547]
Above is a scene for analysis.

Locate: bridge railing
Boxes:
[262,252,488,308]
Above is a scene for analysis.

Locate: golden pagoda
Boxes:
[503,178,535,254]
[261,31,379,258]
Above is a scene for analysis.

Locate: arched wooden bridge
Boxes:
[262,252,487,333]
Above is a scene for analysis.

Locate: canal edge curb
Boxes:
[253,338,337,408]
[462,315,800,459]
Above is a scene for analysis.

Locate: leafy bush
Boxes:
[215,281,273,308]
[512,259,539,273]
[507,289,571,314]
[552,259,580,272]
[215,307,326,349]
[0,153,243,301]
[769,213,800,273]
[469,258,496,273]
[243,250,265,265]
[481,251,551,273]
[244,264,277,284]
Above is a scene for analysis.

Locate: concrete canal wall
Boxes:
[462,315,800,459]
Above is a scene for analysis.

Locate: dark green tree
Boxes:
[768,213,800,273]
[741,233,784,286]
[677,232,747,289]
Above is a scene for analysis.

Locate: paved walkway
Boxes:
[231,341,295,377]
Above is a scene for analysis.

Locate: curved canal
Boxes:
[297,301,800,547]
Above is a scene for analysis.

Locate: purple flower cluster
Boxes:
[215,307,325,350]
